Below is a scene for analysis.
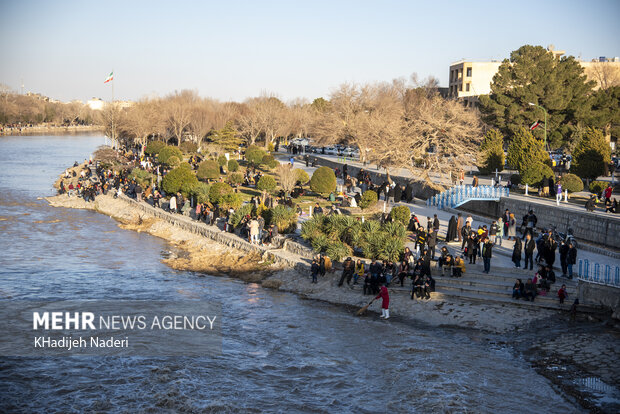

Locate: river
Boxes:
[0,135,581,413]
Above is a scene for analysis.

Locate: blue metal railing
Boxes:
[426,185,510,210]
[578,259,620,288]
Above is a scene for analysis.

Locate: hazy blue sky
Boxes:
[1,0,619,103]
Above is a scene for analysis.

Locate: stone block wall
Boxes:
[458,198,620,250]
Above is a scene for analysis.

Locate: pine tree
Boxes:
[572,127,611,181]
[210,121,243,152]
[507,127,548,175]
[478,129,505,174]
[480,45,595,149]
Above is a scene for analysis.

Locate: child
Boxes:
[310,259,319,284]
[558,284,568,304]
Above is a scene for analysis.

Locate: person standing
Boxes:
[427,228,437,260]
[545,232,558,267]
[496,217,504,246]
[512,236,522,268]
[507,213,517,241]
[604,184,613,204]
[459,169,465,186]
[433,214,440,234]
[559,240,569,278]
[567,242,577,279]
[472,175,479,187]
[310,259,319,283]
[482,237,493,274]
[556,181,563,206]
[446,215,458,242]
[375,283,390,319]
[524,210,537,239]
[249,217,259,244]
[558,284,568,304]
[503,209,511,235]
[456,213,464,242]
[524,233,536,270]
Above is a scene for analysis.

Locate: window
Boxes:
[466,67,472,77]
[459,84,463,92]
[466,83,470,92]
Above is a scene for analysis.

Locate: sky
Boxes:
[1,0,619,103]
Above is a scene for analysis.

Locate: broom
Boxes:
[356,299,374,316]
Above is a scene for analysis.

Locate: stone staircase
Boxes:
[427,185,509,210]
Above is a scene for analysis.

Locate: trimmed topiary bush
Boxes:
[145,141,166,156]
[257,175,277,193]
[158,145,184,166]
[359,190,378,209]
[191,182,210,204]
[227,159,239,172]
[261,154,279,169]
[161,164,199,196]
[559,173,584,193]
[217,155,228,167]
[197,160,220,180]
[209,182,234,205]
[521,162,552,186]
[309,166,337,197]
[166,155,180,167]
[180,141,198,154]
[294,168,310,185]
[389,205,410,226]
[128,168,154,188]
[227,172,244,186]
[219,193,242,210]
[589,180,607,195]
[245,145,266,165]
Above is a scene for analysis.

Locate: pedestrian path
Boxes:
[274,151,620,271]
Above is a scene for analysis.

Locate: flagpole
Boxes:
[111,70,115,149]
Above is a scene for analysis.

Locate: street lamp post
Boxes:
[528,102,547,149]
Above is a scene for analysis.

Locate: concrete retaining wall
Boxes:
[121,196,314,270]
[578,281,620,318]
[458,198,620,251]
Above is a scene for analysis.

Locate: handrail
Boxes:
[577,259,620,288]
[427,185,510,210]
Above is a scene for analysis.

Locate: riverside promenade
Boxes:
[275,150,620,314]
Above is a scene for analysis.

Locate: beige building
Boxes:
[449,49,620,105]
[448,61,502,105]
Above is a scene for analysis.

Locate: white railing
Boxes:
[427,185,510,210]
[578,259,620,288]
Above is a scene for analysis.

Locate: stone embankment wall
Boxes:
[458,198,620,251]
[122,196,314,270]
[578,281,620,319]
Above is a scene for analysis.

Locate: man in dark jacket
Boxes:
[310,259,319,283]
[481,237,493,274]
[524,233,536,270]
[432,214,440,233]
[559,240,569,277]
[544,232,557,267]
[338,257,354,287]
[427,228,437,260]
[567,242,577,279]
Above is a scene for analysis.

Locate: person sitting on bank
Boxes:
[441,254,454,277]
[512,278,524,299]
[452,256,466,278]
[524,278,537,302]
[353,259,364,285]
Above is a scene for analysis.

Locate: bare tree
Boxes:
[165,90,197,145]
[584,62,620,90]
[277,163,296,197]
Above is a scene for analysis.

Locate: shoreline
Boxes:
[1,125,104,136]
[46,191,620,412]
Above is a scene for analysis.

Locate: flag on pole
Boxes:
[104,72,114,84]
[530,120,542,130]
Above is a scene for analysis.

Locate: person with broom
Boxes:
[375,283,390,319]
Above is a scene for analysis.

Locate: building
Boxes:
[449,48,620,105]
[86,98,105,111]
[448,61,502,106]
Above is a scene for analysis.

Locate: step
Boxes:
[433,276,578,294]
[434,283,565,304]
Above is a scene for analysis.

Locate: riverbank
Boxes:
[1,124,103,136]
[46,191,620,412]
[47,192,568,334]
